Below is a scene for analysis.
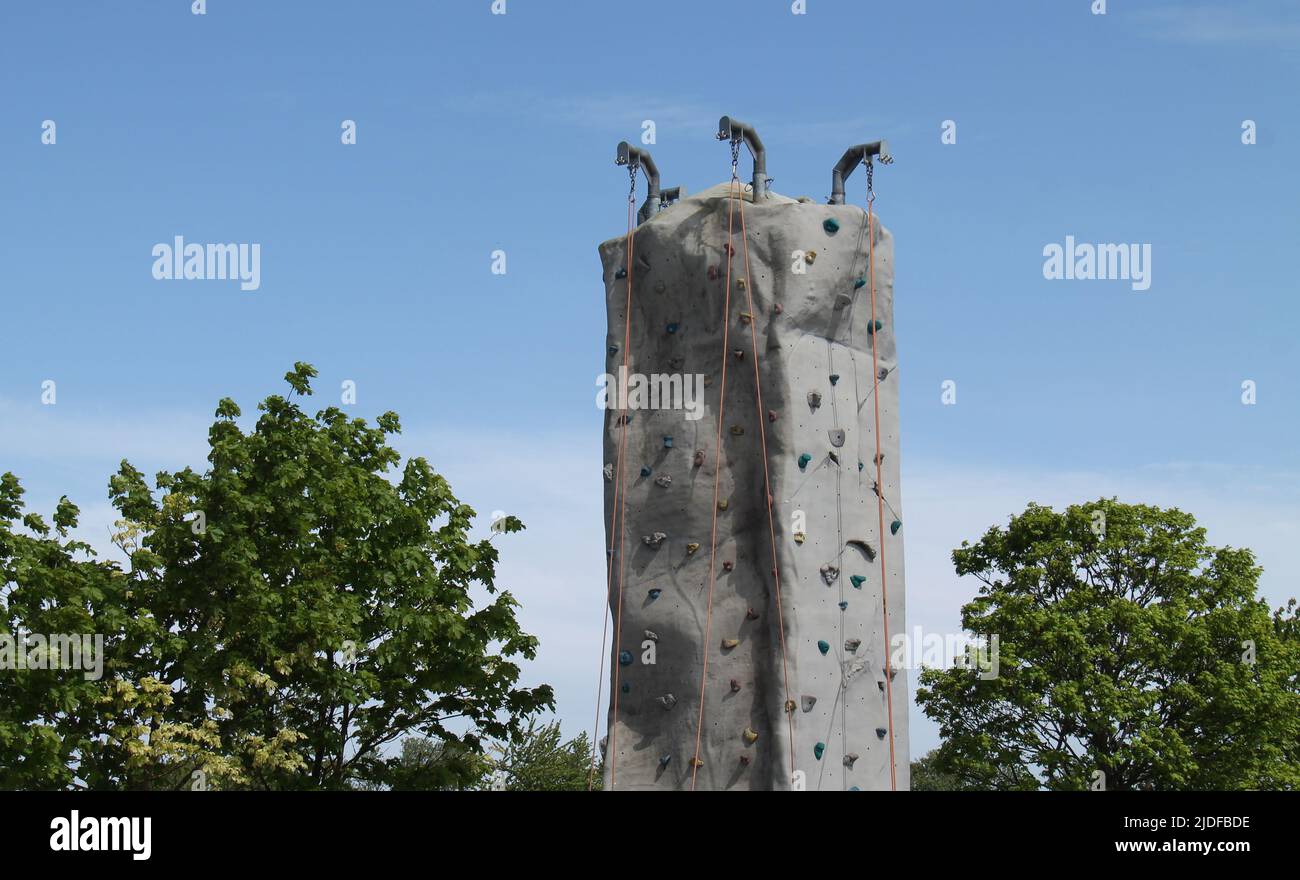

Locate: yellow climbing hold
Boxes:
[687,542,700,554]
[742,727,759,745]
[804,250,817,265]
[718,499,729,511]
[721,638,739,649]
[794,531,806,545]
[737,278,747,290]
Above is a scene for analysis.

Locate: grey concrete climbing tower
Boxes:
[598,164,908,791]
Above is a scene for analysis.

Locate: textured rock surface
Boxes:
[598,183,909,791]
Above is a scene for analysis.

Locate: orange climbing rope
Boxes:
[736,191,798,785]
[690,174,739,790]
[864,165,899,791]
[588,177,639,790]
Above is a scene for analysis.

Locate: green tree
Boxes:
[490,717,601,791]
[2,363,553,789]
[917,499,1300,791]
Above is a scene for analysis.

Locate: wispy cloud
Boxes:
[1134,3,1300,47]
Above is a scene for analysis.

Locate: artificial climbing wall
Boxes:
[598,182,909,791]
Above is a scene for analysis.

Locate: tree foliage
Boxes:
[0,364,552,789]
[916,499,1300,791]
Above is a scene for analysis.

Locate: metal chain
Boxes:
[628,163,639,205]
[865,158,875,205]
[730,137,741,178]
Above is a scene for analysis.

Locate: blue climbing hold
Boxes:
[891,519,902,535]
[663,436,673,449]
[823,218,840,234]
[854,277,866,289]
[858,461,864,471]
[817,639,830,655]
[867,320,883,335]
[659,754,671,767]
[619,650,633,666]
[875,727,887,739]
[647,588,662,601]
[666,323,679,334]
[829,374,840,386]
[798,453,812,471]
[608,345,619,355]
[615,267,627,279]
[838,600,848,610]
[641,465,652,477]
[849,786,861,791]
[850,575,865,589]
[814,742,826,760]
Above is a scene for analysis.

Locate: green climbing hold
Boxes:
[619,650,633,666]
[817,639,830,655]
[858,461,864,471]
[823,218,840,234]
[854,277,866,289]
[615,267,627,279]
[867,320,883,335]
[891,519,902,535]
[829,374,840,385]
[850,575,865,589]
[814,742,826,760]
[798,453,812,471]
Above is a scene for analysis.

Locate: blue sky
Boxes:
[2,0,1298,760]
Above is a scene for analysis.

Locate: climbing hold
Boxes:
[659,693,677,710]
[724,243,735,256]
[621,682,630,693]
[608,345,619,355]
[616,414,632,426]
[739,312,752,325]
[746,607,760,621]
[640,465,652,477]
[669,356,685,370]
[847,539,876,561]
[689,757,704,768]
[845,638,862,654]
[798,453,812,471]
[823,218,840,234]
[693,449,706,467]
[732,348,744,360]
[663,436,673,449]
[793,531,806,545]
[854,277,866,289]
[642,533,667,549]
[655,279,666,293]
[820,564,839,585]
[807,391,822,410]
[615,267,627,279]
[618,650,633,666]
[742,727,759,745]
[659,754,672,767]
[817,640,830,655]
[829,373,840,386]
[804,250,817,265]
[889,668,898,681]
[828,451,840,466]
[773,303,783,315]
[878,366,890,381]
[707,265,718,281]
[834,293,852,309]
[784,700,798,715]
[730,679,742,693]
[722,560,734,572]
[867,320,883,335]
[686,542,700,554]
[878,680,886,692]
[801,695,817,712]
[644,629,659,642]
[843,753,859,768]
[738,754,751,766]
[718,499,729,511]
[647,588,662,601]
[875,727,887,739]
[874,452,885,466]
[737,278,746,290]
[814,742,826,760]
[838,601,849,612]
[891,519,902,535]
[850,575,866,589]
[768,409,778,422]
[721,638,739,650]
[666,322,679,334]
[858,461,864,472]
[654,475,672,488]
[730,425,745,436]
[603,463,614,481]
[829,429,845,447]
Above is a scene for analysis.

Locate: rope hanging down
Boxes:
[588,162,640,790]
[863,158,899,791]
